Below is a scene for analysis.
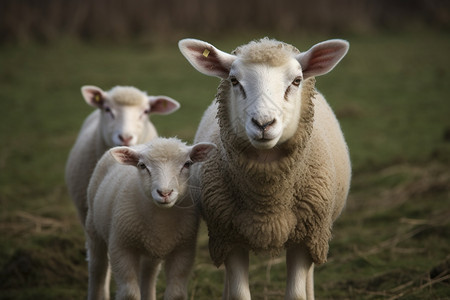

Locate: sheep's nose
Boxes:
[118,134,133,146]
[157,189,173,198]
[252,118,276,131]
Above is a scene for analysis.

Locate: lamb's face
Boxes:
[228,58,304,149]
[110,138,216,208]
[81,85,180,147]
[99,98,150,147]
[137,154,192,208]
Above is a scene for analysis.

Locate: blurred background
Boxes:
[1,0,449,44]
[0,0,449,299]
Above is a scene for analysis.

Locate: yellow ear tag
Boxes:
[94,94,101,103]
[203,49,210,57]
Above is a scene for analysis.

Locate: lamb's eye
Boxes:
[104,106,114,118]
[230,77,239,86]
[183,161,193,169]
[292,77,302,87]
[137,162,146,170]
[143,108,150,114]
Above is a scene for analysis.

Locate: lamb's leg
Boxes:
[104,264,111,300]
[285,244,314,300]
[139,257,161,300]
[87,237,109,300]
[306,262,315,300]
[163,244,196,300]
[110,248,140,300]
[223,247,250,300]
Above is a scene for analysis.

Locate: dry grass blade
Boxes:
[330,209,450,265]
[0,211,67,235]
[386,273,450,300]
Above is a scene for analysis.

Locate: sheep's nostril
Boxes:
[252,118,276,131]
[251,118,261,129]
[157,189,173,198]
[118,134,133,145]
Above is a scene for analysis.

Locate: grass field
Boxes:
[0,29,449,299]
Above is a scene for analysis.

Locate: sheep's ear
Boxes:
[296,39,349,79]
[110,147,140,166]
[81,85,106,108]
[189,142,217,163]
[178,39,236,79]
[148,96,180,115]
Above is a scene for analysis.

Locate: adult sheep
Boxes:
[179,38,351,299]
[86,137,216,300]
[65,85,179,226]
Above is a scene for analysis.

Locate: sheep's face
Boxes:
[228,58,304,149]
[100,99,152,147]
[178,38,349,149]
[138,153,192,208]
[110,138,216,208]
[81,86,180,147]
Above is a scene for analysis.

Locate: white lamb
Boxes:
[179,38,351,299]
[86,137,216,300]
[65,85,180,226]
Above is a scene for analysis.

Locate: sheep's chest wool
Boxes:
[114,201,197,259]
[200,78,333,266]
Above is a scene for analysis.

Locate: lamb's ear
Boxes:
[81,85,107,108]
[296,39,349,79]
[148,96,180,115]
[189,142,217,163]
[110,147,140,166]
[178,39,236,79]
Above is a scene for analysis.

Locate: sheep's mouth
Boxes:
[246,124,281,149]
[254,137,274,144]
[248,130,277,142]
[250,137,278,150]
[153,200,176,208]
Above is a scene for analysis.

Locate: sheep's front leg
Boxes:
[139,257,161,300]
[223,247,250,300]
[110,248,140,300]
[87,237,110,300]
[163,244,196,300]
[285,245,314,300]
[104,263,112,300]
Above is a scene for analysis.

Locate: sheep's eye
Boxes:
[230,77,239,86]
[183,161,193,169]
[137,162,146,170]
[143,108,150,114]
[292,77,302,87]
[104,106,115,118]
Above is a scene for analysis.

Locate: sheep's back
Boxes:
[66,111,105,224]
[193,101,220,145]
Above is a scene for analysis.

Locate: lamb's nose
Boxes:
[118,134,133,146]
[252,118,276,131]
[157,189,173,198]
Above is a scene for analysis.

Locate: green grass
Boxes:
[0,30,449,299]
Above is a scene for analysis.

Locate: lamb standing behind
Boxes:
[179,38,351,299]
[65,85,180,226]
[86,137,216,300]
